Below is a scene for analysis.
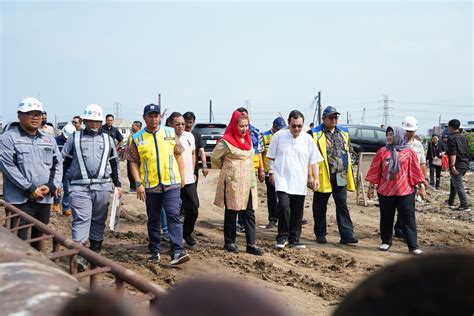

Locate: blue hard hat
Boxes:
[273,117,287,129]
[322,106,340,117]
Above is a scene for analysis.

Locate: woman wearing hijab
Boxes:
[211,111,264,256]
[365,126,427,255]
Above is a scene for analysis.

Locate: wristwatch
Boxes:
[135,181,142,187]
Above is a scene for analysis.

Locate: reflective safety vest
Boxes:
[261,130,273,173]
[70,131,111,185]
[133,127,181,188]
[311,125,355,193]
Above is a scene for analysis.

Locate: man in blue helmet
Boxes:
[260,117,287,229]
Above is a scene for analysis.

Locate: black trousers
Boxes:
[126,161,135,190]
[276,191,305,243]
[378,193,418,251]
[12,201,51,250]
[429,163,442,189]
[181,183,200,238]
[265,176,278,223]
[312,180,355,240]
[224,192,256,245]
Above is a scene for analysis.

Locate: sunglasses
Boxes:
[290,124,304,129]
[25,112,43,119]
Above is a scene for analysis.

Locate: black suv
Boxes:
[341,124,386,165]
[193,123,227,158]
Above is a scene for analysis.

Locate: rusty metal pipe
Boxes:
[0,200,166,304]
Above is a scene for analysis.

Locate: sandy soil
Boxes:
[12,165,474,315]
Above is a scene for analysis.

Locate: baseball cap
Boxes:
[322,106,340,117]
[273,117,287,129]
[143,104,160,115]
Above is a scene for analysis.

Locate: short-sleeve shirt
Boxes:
[409,139,426,164]
[178,131,196,185]
[266,129,323,195]
[101,125,124,143]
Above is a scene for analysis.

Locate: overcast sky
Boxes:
[1,0,472,133]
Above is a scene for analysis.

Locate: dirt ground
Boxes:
[15,165,474,315]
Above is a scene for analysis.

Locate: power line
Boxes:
[394,101,474,107]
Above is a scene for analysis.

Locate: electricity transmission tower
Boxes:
[380,95,393,127]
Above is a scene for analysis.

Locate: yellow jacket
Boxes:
[133,127,181,188]
[311,125,355,193]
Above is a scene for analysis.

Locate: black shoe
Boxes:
[237,225,245,234]
[148,253,160,263]
[340,237,358,245]
[161,232,170,242]
[301,218,308,226]
[444,200,456,209]
[316,236,328,244]
[184,235,197,247]
[453,206,471,212]
[89,239,103,253]
[289,242,306,249]
[170,252,190,265]
[265,221,277,229]
[246,244,264,256]
[224,243,240,253]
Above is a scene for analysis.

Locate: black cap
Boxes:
[322,106,340,117]
[143,104,160,115]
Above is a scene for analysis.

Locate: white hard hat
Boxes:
[402,116,418,131]
[18,97,44,113]
[81,104,103,121]
[62,123,76,139]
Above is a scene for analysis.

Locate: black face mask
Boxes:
[41,120,47,126]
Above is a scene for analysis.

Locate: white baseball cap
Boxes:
[402,116,418,131]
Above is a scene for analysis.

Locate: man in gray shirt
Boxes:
[0,97,62,250]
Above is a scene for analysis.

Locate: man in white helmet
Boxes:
[0,97,63,250]
[62,104,123,270]
[394,116,427,238]
[52,123,77,216]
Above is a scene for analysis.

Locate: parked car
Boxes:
[341,124,386,165]
[193,122,227,159]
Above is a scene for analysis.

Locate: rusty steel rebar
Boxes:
[0,200,166,308]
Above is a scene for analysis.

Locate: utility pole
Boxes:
[346,111,349,124]
[158,93,161,106]
[381,95,393,127]
[361,108,366,124]
[317,91,322,125]
[113,101,121,120]
[209,99,213,123]
[244,100,251,116]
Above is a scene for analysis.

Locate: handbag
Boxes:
[441,155,449,170]
[432,157,442,166]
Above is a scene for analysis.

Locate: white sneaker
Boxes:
[411,249,423,255]
[379,244,390,251]
[275,240,288,249]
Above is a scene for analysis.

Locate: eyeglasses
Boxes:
[326,115,339,121]
[290,124,304,129]
[24,112,43,119]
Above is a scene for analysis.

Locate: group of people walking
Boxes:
[0,97,471,269]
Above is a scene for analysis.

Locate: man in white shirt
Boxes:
[395,115,427,238]
[169,112,200,247]
[266,110,323,249]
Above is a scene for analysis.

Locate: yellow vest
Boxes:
[311,126,355,193]
[133,127,181,188]
[261,130,273,173]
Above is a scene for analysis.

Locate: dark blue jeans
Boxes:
[312,181,355,240]
[145,188,183,257]
[53,178,70,210]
